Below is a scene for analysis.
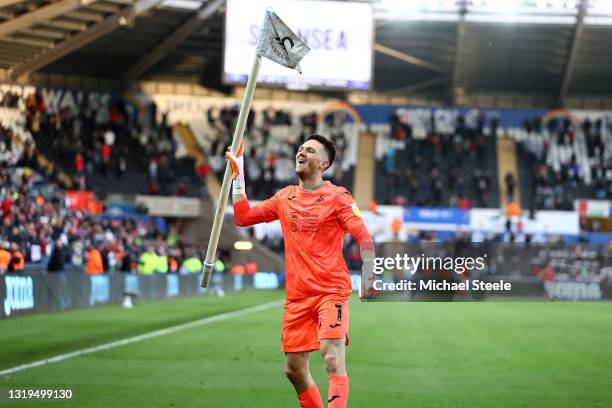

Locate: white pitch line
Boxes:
[0,299,283,377]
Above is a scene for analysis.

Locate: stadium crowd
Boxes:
[2,89,203,198]
[0,166,214,274]
[520,117,612,210]
[0,122,25,166]
[375,114,495,208]
[198,105,352,199]
[0,139,217,276]
[4,87,612,276]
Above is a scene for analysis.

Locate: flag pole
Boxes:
[200,54,262,287]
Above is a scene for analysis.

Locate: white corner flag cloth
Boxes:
[255,9,310,73]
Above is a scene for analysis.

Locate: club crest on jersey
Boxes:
[350,203,361,217]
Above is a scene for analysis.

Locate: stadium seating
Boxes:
[3,90,205,199]
[517,118,612,210]
[182,105,357,199]
[0,163,208,275]
[373,116,499,208]
[0,90,209,274]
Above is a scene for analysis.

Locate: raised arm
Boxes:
[226,143,279,227]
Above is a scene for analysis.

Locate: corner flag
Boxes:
[201,9,309,288]
[256,9,310,73]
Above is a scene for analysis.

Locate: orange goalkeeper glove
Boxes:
[225,142,245,196]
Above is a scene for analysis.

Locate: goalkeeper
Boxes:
[226,134,374,408]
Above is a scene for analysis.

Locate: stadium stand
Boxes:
[0,160,205,275]
[2,89,205,199]
[177,104,357,199]
[517,117,612,211]
[0,0,611,282]
[0,97,211,275]
[373,114,498,208]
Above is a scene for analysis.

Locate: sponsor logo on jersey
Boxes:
[289,212,299,232]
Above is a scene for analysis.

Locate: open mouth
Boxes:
[296,156,306,165]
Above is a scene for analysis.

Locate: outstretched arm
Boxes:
[233,197,278,227]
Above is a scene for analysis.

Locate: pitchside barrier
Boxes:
[0,272,283,319]
[358,242,612,302]
[2,266,611,319]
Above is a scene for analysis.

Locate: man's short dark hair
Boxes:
[306,134,336,171]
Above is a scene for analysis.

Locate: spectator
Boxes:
[116,154,127,177]
[100,243,111,272]
[47,240,65,272]
[245,261,258,276]
[85,246,104,275]
[539,262,555,283]
[507,201,521,217]
[505,172,515,202]
[103,127,116,148]
[391,218,403,240]
[230,263,245,291]
[156,247,168,274]
[0,242,10,273]
[137,246,158,275]
[385,147,395,174]
[181,253,202,274]
[1,193,12,222]
[148,158,158,182]
[101,143,111,175]
[168,249,179,274]
[74,151,85,174]
[197,162,210,179]
[458,195,471,210]
[120,247,136,273]
[8,242,25,272]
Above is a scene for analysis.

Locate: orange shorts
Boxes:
[281,293,349,353]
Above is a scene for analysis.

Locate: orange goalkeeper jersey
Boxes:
[234,181,371,300]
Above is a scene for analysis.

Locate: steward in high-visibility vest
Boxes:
[182,257,202,274]
[138,248,159,275]
[8,244,25,272]
[85,247,104,275]
[156,254,168,273]
[0,246,10,272]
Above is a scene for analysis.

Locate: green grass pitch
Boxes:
[1,291,611,407]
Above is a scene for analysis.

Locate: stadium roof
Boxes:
[1,0,612,104]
